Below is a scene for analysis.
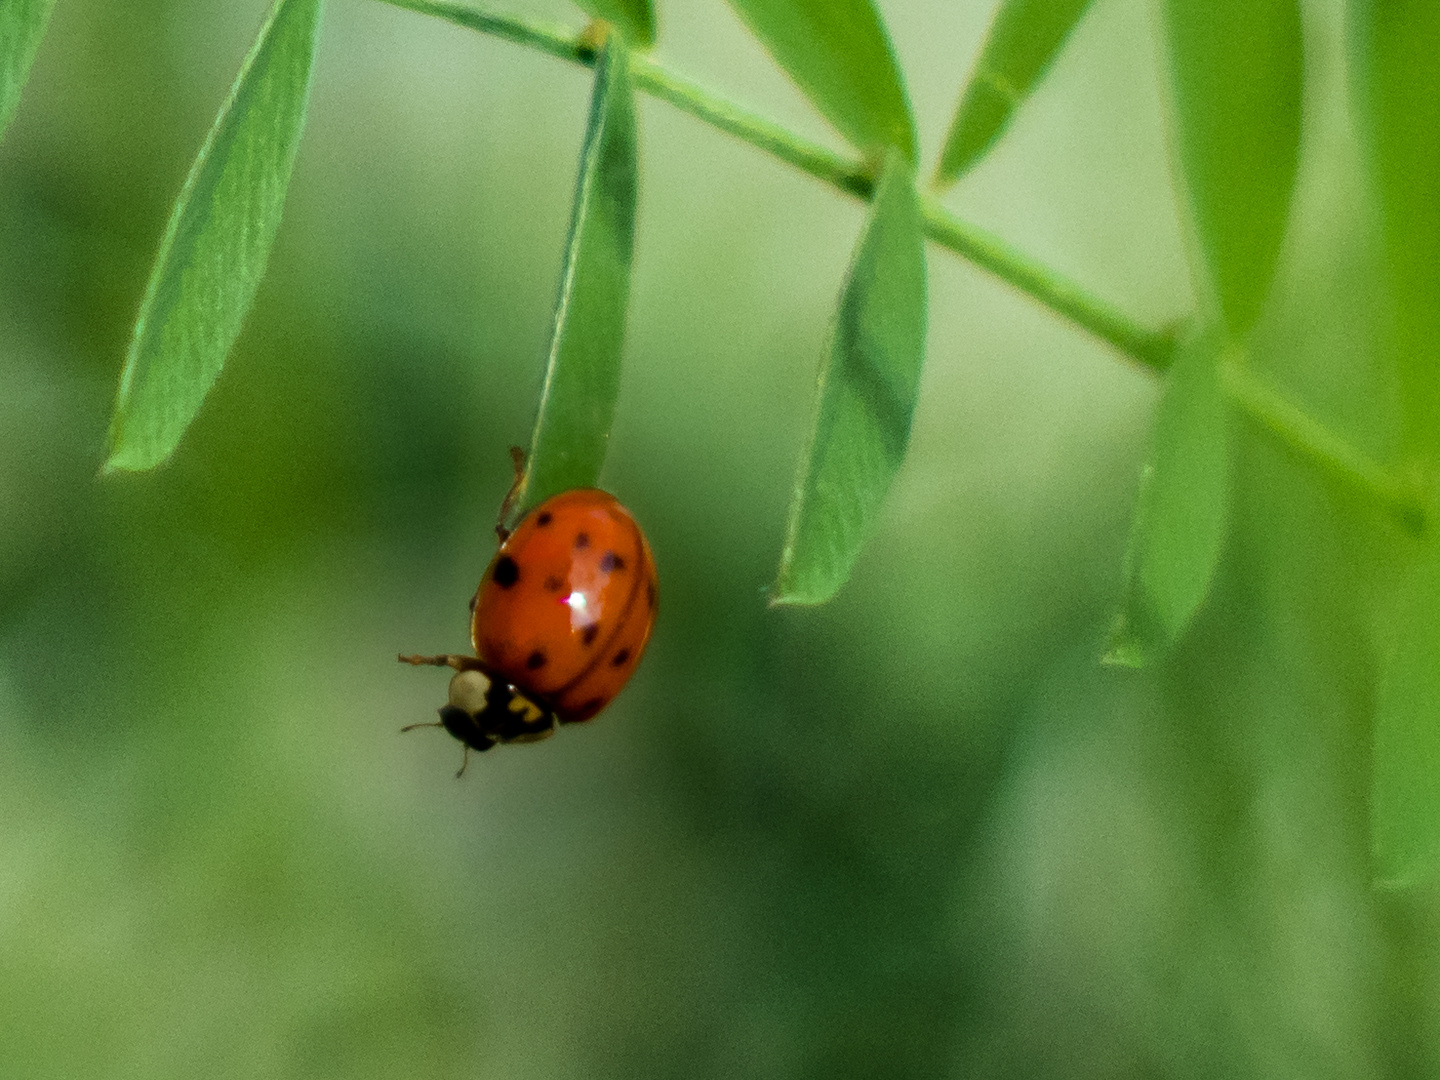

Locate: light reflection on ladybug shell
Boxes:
[471,489,657,723]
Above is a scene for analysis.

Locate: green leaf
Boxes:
[572,0,653,47]
[1373,543,1440,887]
[934,0,1094,187]
[514,33,637,517]
[773,153,926,606]
[1352,1,1440,459]
[1158,0,1302,337]
[1105,325,1230,666]
[0,0,56,142]
[105,0,322,473]
[724,0,914,160]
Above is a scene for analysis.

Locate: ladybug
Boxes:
[400,486,657,773]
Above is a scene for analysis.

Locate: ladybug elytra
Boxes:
[401,487,657,771]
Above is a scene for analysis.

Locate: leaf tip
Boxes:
[1100,614,1148,668]
[766,580,803,609]
[99,443,153,477]
[1371,872,1416,892]
[767,562,836,608]
[767,590,805,610]
[101,411,172,474]
[1369,845,1436,891]
[100,420,130,477]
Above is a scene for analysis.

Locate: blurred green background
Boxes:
[3,0,1434,1076]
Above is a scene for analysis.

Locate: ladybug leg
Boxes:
[494,445,527,543]
[397,653,486,672]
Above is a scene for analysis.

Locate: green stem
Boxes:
[1220,356,1429,534]
[380,0,1433,529]
[373,0,1174,371]
[373,0,1425,523]
[919,200,1174,370]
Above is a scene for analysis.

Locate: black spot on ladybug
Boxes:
[526,650,547,670]
[574,532,590,550]
[543,575,564,592]
[493,556,520,588]
[647,582,657,609]
[600,551,625,573]
[611,648,630,667]
[536,511,553,527]
[580,697,605,715]
[582,624,599,646]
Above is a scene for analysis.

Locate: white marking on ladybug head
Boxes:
[448,669,491,716]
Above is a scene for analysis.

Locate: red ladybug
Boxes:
[401,487,657,771]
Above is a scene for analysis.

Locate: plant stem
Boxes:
[373,0,1174,371]
[375,0,1424,526]
[374,0,1428,532]
[919,200,1174,370]
[374,0,1428,527]
[1220,356,1429,534]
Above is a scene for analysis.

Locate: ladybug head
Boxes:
[437,668,557,748]
[436,669,498,752]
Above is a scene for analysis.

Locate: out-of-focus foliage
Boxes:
[571,0,653,47]
[774,152,925,605]
[1158,0,1302,336]
[1106,323,1228,665]
[0,0,55,140]
[1352,1,1440,883]
[934,0,1094,186]
[723,0,915,159]
[515,32,635,521]
[4,0,1440,1077]
[1374,546,1440,885]
[105,0,321,471]
[1351,0,1440,458]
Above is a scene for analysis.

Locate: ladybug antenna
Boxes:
[400,720,443,734]
[455,744,471,780]
[495,446,527,543]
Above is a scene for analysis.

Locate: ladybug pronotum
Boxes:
[401,488,657,772]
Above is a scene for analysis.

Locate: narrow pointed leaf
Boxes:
[934,0,1094,186]
[1351,1,1440,458]
[1105,325,1230,666]
[572,0,653,47]
[514,34,637,518]
[105,0,322,472]
[773,154,926,605]
[1158,0,1302,336]
[0,0,55,142]
[1374,544,1440,886]
[724,0,914,160]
